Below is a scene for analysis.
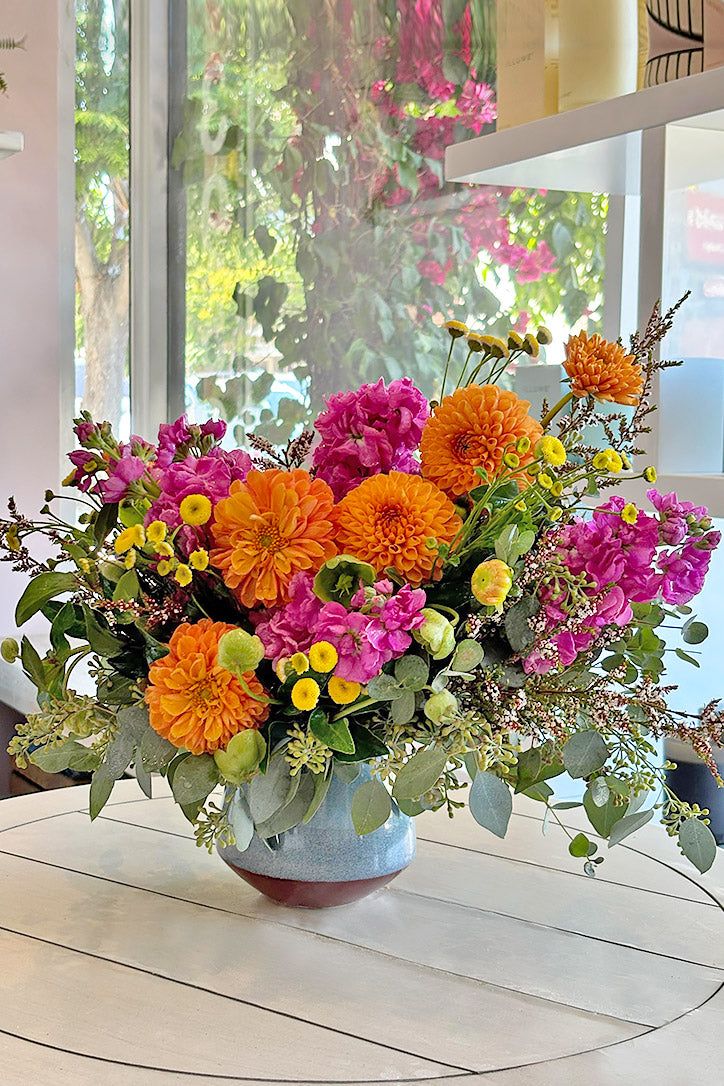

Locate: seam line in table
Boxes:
[388,884,724,972]
[0,841,657,1030]
[510,810,724,911]
[0,1027,473,1085]
[415,834,719,908]
[0,922,474,1078]
[94,813,724,969]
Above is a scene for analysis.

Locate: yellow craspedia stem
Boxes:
[471,559,513,609]
[328,675,361,705]
[189,548,210,571]
[309,641,339,673]
[179,493,212,526]
[114,524,146,554]
[621,503,638,525]
[146,520,167,545]
[536,436,566,467]
[174,563,193,586]
[291,677,320,712]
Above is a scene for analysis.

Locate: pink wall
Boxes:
[0,1,74,632]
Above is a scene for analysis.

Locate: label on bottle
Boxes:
[496,0,546,130]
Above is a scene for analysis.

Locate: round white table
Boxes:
[0,779,721,1085]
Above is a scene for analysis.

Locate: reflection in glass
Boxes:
[173,1,607,444]
[75,0,130,438]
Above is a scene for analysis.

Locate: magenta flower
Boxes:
[98,446,148,504]
[146,449,251,552]
[317,603,384,684]
[365,584,427,656]
[252,573,324,665]
[312,377,429,499]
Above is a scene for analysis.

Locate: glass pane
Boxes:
[173,1,607,442]
[659,125,724,476]
[75,0,130,439]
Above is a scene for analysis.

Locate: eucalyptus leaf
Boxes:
[228,792,254,851]
[248,754,296,823]
[469,771,512,839]
[170,754,220,806]
[255,771,315,838]
[366,672,405,701]
[392,746,448,803]
[679,817,717,873]
[504,596,539,653]
[103,729,137,780]
[351,777,392,836]
[569,832,596,858]
[450,639,484,673]
[135,760,153,799]
[390,688,416,726]
[117,704,151,743]
[589,777,611,808]
[608,807,654,847]
[30,741,84,774]
[394,655,429,691]
[139,727,177,773]
[303,770,332,824]
[334,724,388,763]
[89,765,115,820]
[563,730,610,779]
[682,619,708,645]
[583,783,626,838]
[333,762,361,785]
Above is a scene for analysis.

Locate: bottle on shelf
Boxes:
[645,0,703,86]
[496,0,559,130]
[558,0,639,110]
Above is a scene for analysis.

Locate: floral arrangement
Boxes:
[2,303,722,875]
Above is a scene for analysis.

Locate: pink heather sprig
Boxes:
[312,377,429,500]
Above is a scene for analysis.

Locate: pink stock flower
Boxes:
[98,446,148,504]
[365,583,427,656]
[252,573,324,665]
[317,604,385,683]
[312,377,429,499]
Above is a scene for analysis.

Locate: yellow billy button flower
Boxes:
[486,335,509,359]
[114,524,145,555]
[156,559,174,577]
[444,319,469,339]
[471,559,513,610]
[503,451,520,470]
[124,549,137,570]
[536,435,566,467]
[516,435,531,455]
[549,507,563,522]
[536,326,553,345]
[291,677,321,712]
[189,548,210,571]
[146,520,167,546]
[593,448,623,474]
[466,331,486,352]
[514,499,527,512]
[644,465,657,484]
[155,541,174,557]
[621,503,638,525]
[275,657,292,682]
[290,652,310,675]
[550,480,564,498]
[179,493,212,526]
[174,563,193,587]
[523,333,540,357]
[309,640,338,673]
[538,472,554,490]
[508,330,524,350]
[328,675,362,705]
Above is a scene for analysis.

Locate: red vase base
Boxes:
[223,859,402,908]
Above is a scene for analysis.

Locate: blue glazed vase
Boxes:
[218,766,416,908]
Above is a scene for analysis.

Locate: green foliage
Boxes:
[351,777,392,835]
[468,770,512,838]
[678,817,717,874]
[562,730,610,779]
[392,746,448,803]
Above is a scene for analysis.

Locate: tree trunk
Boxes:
[75,217,129,432]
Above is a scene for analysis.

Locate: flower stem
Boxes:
[440,338,455,402]
[540,390,574,429]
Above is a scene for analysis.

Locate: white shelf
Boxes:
[445,67,724,195]
[0,130,23,160]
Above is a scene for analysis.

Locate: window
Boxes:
[169,1,607,443]
[75,0,130,438]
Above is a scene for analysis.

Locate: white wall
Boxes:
[0,1,75,636]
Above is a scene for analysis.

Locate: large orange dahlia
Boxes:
[210,469,336,607]
[333,471,461,585]
[420,385,542,497]
[564,331,643,406]
[145,619,268,755]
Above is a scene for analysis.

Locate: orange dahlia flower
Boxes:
[145,619,268,755]
[420,385,542,497]
[333,471,461,585]
[564,331,643,406]
[210,469,336,608]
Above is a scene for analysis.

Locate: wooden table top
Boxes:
[0,778,721,1085]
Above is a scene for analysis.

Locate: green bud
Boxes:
[424,689,459,725]
[413,608,456,660]
[218,628,265,676]
[313,553,376,607]
[1,637,20,664]
[214,729,267,785]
